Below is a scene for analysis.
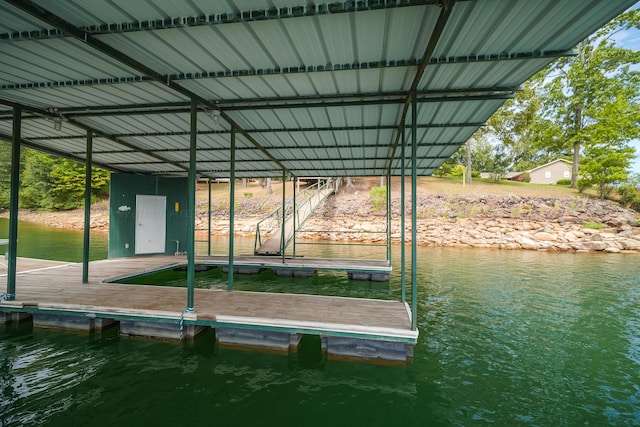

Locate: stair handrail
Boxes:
[254,179,334,254]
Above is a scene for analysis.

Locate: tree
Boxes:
[578,139,635,199]
[0,141,13,208]
[487,78,555,171]
[21,150,109,210]
[540,10,640,187]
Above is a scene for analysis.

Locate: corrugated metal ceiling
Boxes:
[0,0,636,178]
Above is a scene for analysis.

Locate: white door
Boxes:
[135,195,166,254]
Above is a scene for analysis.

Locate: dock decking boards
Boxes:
[1,256,416,362]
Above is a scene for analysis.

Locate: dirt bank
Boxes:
[2,178,639,253]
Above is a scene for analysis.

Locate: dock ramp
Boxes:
[255,180,333,256]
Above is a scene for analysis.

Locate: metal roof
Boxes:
[0,0,635,178]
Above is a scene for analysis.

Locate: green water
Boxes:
[0,218,108,261]
[1,229,640,425]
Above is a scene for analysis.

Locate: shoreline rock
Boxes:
[2,193,639,254]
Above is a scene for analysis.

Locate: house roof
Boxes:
[0,1,634,179]
[528,159,572,173]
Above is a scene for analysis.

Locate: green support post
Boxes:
[228,127,236,291]
[401,126,406,304]
[186,99,197,311]
[293,177,297,258]
[208,179,212,256]
[5,106,21,301]
[411,88,418,331]
[386,170,391,264]
[82,130,92,283]
[281,170,286,263]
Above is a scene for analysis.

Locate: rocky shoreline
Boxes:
[3,193,640,254]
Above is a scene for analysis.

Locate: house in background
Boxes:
[528,159,572,184]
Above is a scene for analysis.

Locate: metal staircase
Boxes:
[254,180,334,256]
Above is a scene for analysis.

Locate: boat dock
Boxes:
[0,256,417,364]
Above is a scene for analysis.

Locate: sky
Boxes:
[613,4,640,174]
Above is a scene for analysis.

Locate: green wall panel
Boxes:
[109,174,189,258]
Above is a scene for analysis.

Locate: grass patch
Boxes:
[583,221,605,230]
[369,186,387,211]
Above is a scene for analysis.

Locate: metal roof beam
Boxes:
[0,1,450,42]
[1,43,576,91]
[0,132,127,173]
[5,0,293,177]
[26,123,483,141]
[39,93,513,121]
[386,0,456,173]
[0,97,191,173]
[42,88,513,117]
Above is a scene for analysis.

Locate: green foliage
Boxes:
[583,221,605,230]
[618,184,640,212]
[0,141,14,208]
[617,174,640,212]
[20,149,110,210]
[243,191,253,198]
[369,186,386,211]
[556,178,572,186]
[434,163,453,177]
[539,11,640,187]
[488,77,553,171]
[579,140,634,199]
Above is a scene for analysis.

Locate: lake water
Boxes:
[1,221,639,426]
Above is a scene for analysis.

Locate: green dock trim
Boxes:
[0,305,418,345]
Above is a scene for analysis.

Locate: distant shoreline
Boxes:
[2,191,639,254]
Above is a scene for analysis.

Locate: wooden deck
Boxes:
[1,256,417,361]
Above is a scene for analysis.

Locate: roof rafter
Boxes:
[0,97,191,172]
[0,131,127,172]
[1,46,574,91]
[0,0,451,42]
[5,0,293,177]
[386,0,456,173]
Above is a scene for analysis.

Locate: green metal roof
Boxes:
[0,0,635,178]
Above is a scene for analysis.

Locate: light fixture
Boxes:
[211,109,221,126]
[53,117,62,131]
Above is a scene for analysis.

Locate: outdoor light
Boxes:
[53,117,62,131]
[212,109,221,126]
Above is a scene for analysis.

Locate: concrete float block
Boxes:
[273,268,316,278]
[120,320,206,341]
[370,273,390,282]
[322,336,413,364]
[221,266,265,275]
[348,271,372,281]
[216,327,302,354]
[0,311,32,325]
[349,271,392,281]
[33,313,117,333]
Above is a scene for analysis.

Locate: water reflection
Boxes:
[0,329,106,426]
[1,247,640,426]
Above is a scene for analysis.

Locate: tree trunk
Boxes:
[345,177,354,188]
[571,141,580,188]
[266,177,272,194]
[380,176,385,187]
[465,139,473,184]
[242,178,248,188]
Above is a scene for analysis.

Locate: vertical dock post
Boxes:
[186,98,197,310]
[228,126,236,291]
[208,179,212,256]
[386,169,391,264]
[281,169,286,263]
[401,126,406,304]
[6,106,21,301]
[411,88,418,331]
[82,130,92,283]
[293,176,297,258]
